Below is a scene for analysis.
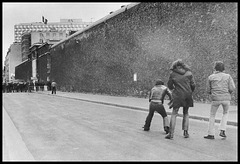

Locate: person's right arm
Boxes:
[206,76,211,95]
[228,75,236,94]
[189,74,195,92]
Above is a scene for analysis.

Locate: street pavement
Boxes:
[3,106,35,161]
[37,90,238,126]
[2,92,238,161]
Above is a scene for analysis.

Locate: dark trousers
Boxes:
[28,86,33,92]
[52,86,56,94]
[144,102,169,129]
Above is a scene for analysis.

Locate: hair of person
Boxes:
[214,61,225,72]
[170,59,190,71]
[155,79,164,85]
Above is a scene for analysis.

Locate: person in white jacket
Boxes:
[51,80,57,94]
[204,61,236,139]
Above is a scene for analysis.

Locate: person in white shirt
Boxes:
[204,61,236,139]
[51,80,57,94]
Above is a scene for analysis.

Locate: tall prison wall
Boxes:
[50,3,237,104]
[15,60,32,82]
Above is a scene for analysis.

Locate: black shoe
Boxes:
[183,130,189,138]
[204,135,215,139]
[219,130,227,137]
[142,126,149,131]
[164,126,169,134]
[165,134,173,140]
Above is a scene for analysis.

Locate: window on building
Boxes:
[46,33,50,38]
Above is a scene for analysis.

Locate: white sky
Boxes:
[2,2,131,69]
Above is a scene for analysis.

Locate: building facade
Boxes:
[4,53,9,83]
[15,42,52,83]
[21,33,31,61]
[4,42,22,82]
[21,30,68,62]
[11,19,91,83]
[14,19,91,42]
[37,43,52,83]
[15,59,32,82]
[29,43,42,81]
[31,31,67,45]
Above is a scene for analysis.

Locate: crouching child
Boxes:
[143,79,172,134]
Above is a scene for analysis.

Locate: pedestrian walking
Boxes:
[2,82,6,93]
[23,82,28,92]
[51,80,57,94]
[204,61,236,139]
[35,81,39,91]
[6,82,10,93]
[29,80,34,92]
[9,82,13,93]
[13,82,18,92]
[47,80,51,91]
[142,79,172,134]
[19,81,24,92]
[165,59,195,140]
[39,80,44,91]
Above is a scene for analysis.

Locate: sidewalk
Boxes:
[36,91,237,126]
[3,106,35,161]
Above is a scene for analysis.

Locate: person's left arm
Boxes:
[165,88,172,100]
[161,87,172,104]
[206,76,211,95]
[189,73,195,92]
[228,75,236,94]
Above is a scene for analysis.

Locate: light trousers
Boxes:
[169,107,189,135]
[207,101,230,135]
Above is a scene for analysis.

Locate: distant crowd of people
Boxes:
[2,81,33,93]
[2,80,56,93]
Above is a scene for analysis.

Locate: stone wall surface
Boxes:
[15,60,32,82]
[50,3,237,104]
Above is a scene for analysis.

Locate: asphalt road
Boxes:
[3,93,238,161]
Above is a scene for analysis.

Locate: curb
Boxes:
[38,92,237,127]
